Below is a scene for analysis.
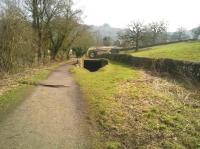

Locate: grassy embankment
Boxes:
[0,62,64,119]
[124,41,200,62]
[72,62,200,149]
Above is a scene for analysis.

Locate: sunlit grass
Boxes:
[128,41,200,62]
[72,62,200,148]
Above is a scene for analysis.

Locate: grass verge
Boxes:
[0,62,64,120]
[72,62,200,149]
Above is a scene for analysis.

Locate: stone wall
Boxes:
[98,54,200,83]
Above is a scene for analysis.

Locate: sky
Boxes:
[74,0,200,32]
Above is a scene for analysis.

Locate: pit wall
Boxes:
[84,59,108,72]
[98,54,200,84]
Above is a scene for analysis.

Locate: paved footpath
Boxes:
[0,64,92,149]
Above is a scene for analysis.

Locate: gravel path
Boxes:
[0,64,92,149]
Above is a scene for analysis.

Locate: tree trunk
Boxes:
[153,34,157,45]
[32,0,37,28]
[135,38,139,52]
[37,31,42,63]
[50,48,56,61]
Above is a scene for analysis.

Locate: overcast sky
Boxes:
[75,0,200,32]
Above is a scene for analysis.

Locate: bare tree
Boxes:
[25,0,85,61]
[171,27,189,41]
[71,25,94,49]
[49,20,86,60]
[0,0,34,73]
[119,21,145,51]
[92,31,103,46]
[25,0,69,62]
[0,0,91,73]
[191,26,200,40]
[47,3,83,60]
[149,21,167,44]
[103,36,112,46]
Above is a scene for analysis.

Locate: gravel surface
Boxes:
[0,64,92,149]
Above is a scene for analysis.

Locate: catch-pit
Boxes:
[84,59,109,72]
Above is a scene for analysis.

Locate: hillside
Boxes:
[90,24,122,41]
[127,41,200,62]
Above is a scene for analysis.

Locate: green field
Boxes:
[72,62,200,149]
[126,41,200,62]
